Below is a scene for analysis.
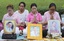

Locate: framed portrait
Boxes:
[48,20,61,34]
[4,20,16,34]
[27,23,42,40]
[48,20,61,38]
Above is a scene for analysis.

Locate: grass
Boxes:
[0,0,64,19]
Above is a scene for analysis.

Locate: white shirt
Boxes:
[14,9,29,23]
[6,26,13,32]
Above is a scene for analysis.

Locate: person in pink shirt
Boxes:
[1,4,20,41]
[26,3,42,23]
[2,5,20,24]
[23,3,42,36]
[43,3,64,37]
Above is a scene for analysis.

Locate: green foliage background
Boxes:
[0,0,64,19]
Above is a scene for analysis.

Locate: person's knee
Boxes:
[43,29,48,37]
[23,28,27,35]
[61,29,64,37]
[15,27,20,34]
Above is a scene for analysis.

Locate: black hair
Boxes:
[31,3,37,8]
[49,3,56,9]
[19,2,26,7]
[7,4,14,9]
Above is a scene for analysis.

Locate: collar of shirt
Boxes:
[7,13,15,17]
[30,12,39,16]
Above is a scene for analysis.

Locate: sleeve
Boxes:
[16,15,21,24]
[39,13,42,22]
[56,12,61,22]
[26,10,29,18]
[26,14,30,22]
[2,15,5,23]
[25,10,29,23]
[43,12,47,22]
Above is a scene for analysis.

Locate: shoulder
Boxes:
[13,13,19,18]
[55,11,59,15]
[24,9,29,13]
[14,10,18,14]
[25,9,29,12]
[3,13,8,17]
[37,12,41,16]
[14,10,20,16]
[13,13,18,16]
[44,11,49,15]
[44,11,49,13]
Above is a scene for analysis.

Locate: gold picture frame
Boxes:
[27,23,42,40]
[4,20,16,34]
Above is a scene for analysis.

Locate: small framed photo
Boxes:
[27,23,42,40]
[4,20,16,34]
[48,20,61,34]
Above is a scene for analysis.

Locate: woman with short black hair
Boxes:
[43,3,62,37]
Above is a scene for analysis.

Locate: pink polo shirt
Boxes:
[43,11,61,29]
[2,13,20,24]
[26,12,42,23]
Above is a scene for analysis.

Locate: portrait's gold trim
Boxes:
[4,20,16,34]
[27,23,42,40]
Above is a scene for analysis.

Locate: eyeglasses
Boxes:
[50,9,55,11]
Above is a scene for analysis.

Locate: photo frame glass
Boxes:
[48,20,61,34]
[27,23,42,40]
[4,20,16,34]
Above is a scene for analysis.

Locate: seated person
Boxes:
[42,3,64,37]
[14,2,29,31]
[0,4,20,38]
[23,3,42,36]
[0,4,21,41]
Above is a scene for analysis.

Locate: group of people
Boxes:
[0,2,64,41]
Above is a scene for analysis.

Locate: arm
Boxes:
[56,12,63,26]
[37,14,43,24]
[42,13,48,25]
[2,15,6,24]
[25,10,29,23]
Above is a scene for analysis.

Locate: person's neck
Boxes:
[49,11,54,15]
[9,13,13,16]
[32,11,37,15]
[19,9,24,14]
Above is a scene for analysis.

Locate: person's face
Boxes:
[49,6,56,13]
[7,23,12,28]
[52,22,56,27]
[19,4,25,11]
[31,6,37,14]
[7,8,13,14]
